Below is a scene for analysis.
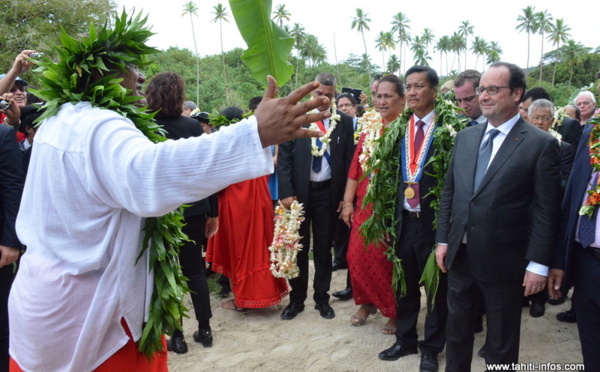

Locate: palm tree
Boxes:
[486,41,503,65]
[182,1,200,105]
[300,34,327,67]
[414,49,431,66]
[387,54,400,75]
[421,28,435,56]
[458,20,473,67]
[391,12,411,74]
[535,10,553,84]
[516,6,538,69]
[471,36,488,72]
[450,31,465,72]
[290,23,306,88]
[212,3,230,103]
[560,40,590,87]
[375,32,388,72]
[436,35,451,76]
[548,18,571,85]
[351,8,371,60]
[272,4,291,27]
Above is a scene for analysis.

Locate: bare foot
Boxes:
[381,317,397,335]
[221,299,246,312]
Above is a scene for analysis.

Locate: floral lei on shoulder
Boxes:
[359,95,467,297]
[579,115,600,217]
[309,101,341,156]
[357,110,383,173]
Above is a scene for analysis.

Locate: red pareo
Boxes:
[207,175,288,308]
[346,134,396,318]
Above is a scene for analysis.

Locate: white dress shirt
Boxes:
[9,102,273,372]
[310,108,332,182]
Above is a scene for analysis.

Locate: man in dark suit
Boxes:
[278,72,354,320]
[550,119,600,371]
[519,86,582,148]
[378,66,447,372]
[0,122,24,372]
[435,62,562,371]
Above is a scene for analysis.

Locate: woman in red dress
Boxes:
[342,75,405,334]
[207,107,288,310]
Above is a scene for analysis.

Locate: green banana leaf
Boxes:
[229,0,294,87]
[419,246,441,311]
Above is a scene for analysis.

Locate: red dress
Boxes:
[346,134,396,318]
[207,175,288,308]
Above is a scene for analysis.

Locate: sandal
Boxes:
[350,304,377,326]
[381,318,397,335]
[221,299,246,312]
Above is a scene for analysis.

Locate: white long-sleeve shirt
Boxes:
[9,102,273,372]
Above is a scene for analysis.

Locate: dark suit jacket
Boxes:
[554,124,593,284]
[278,111,354,206]
[436,118,562,282]
[559,140,575,190]
[394,120,439,237]
[158,116,218,218]
[557,117,582,149]
[0,125,24,249]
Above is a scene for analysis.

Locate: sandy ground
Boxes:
[167,263,582,372]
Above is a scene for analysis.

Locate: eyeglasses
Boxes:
[530,115,553,123]
[475,86,510,96]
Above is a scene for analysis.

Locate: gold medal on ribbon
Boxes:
[404,185,415,199]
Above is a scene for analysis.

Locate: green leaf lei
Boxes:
[31,11,190,359]
[359,94,467,302]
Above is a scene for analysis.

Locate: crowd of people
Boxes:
[0,15,599,372]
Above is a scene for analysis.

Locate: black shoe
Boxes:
[478,344,486,358]
[281,301,305,320]
[529,302,545,317]
[166,336,188,354]
[420,353,439,372]
[474,313,483,333]
[332,287,353,301]
[556,308,577,323]
[193,327,213,348]
[314,302,335,319]
[332,261,348,271]
[218,286,231,298]
[378,343,418,361]
[547,294,566,306]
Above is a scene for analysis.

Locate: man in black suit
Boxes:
[278,72,354,320]
[519,86,582,148]
[435,62,562,371]
[551,119,600,371]
[378,66,447,372]
[454,70,486,126]
[0,122,24,372]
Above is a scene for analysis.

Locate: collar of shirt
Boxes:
[315,108,331,129]
[474,114,486,125]
[412,110,436,134]
[482,113,520,144]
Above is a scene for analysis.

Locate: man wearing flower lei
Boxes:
[435,62,562,371]
[7,11,330,372]
[278,72,355,321]
[373,66,450,372]
[551,111,600,371]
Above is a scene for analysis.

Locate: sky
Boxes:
[115,0,598,75]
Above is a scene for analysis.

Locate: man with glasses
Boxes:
[435,62,562,371]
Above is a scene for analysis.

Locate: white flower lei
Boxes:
[358,110,383,173]
[269,200,305,279]
[549,128,563,142]
[309,101,341,157]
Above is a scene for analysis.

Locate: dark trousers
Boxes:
[446,245,522,372]
[0,264,14,372]
[333,218,350,266]
[394,211,447,355]
[289,185,335,304]
[573,245,600,372]
[174,214,212,336]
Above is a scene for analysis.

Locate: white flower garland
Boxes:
[269,200,305,279]
[309,101,341,157]
[357,110,383,173]
[549,128,563,142]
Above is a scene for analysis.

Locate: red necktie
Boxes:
[414,120,425,157]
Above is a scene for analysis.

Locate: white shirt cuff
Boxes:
[526,261,548,277]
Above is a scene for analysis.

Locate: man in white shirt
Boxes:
[453,69,485,126]
[8,16,328,372]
